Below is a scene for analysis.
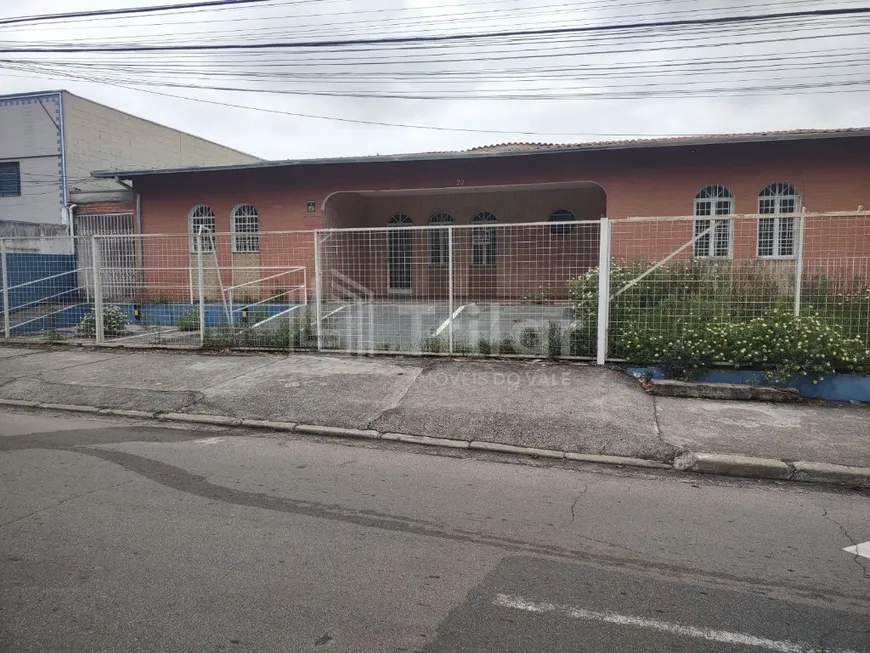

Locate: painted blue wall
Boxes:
[121,302,306,328]
[5,253,77,310]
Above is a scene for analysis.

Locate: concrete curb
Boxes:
[791,461,870,487]
[99,408,157,419]
[239,418,296,431]
[3,399,869,488]
[381,433,470,449]
[0,399,40,408]
[159,412,242,427]
[469,441,565,459]
[294,424,380,439]
[673,452,870,488]
[38,402,103,414]
[565,452,671,470]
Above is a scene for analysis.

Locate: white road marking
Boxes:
[195,437,224,446]
[434,305,466,337]
[843,541,870,560]
[492,594,859,653]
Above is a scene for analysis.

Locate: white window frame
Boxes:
[757,182,799,259]
[189,205,216,253]
[428,212,453,267]
[693,185,734,259]
[231,203,260,253]
[757,216,798,260]
[470,211,497,266]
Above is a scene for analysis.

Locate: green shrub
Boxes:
[546,321,564,359]
[521,286,551,305]
[203,325,236,350]
[497,335,517,355]
[77,306,128,338]
[421,334,445,353]
[452,341,472,355]
[290,312,315,348]
[569,327,596,357]
[477,338,492,355]
[616,309,870,382]
[177,308,200,332]
[518,327,544,355]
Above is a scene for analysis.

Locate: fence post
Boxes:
[794,210,806,316]
[1,239,9,339]
[197,232,206,346]
[595,218,612,365]
[91,236,105,344]
[314,231,323,351]
[448,226,454,354]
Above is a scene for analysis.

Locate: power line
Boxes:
[1,0,837,39]
[0,0,286,27]
[2,7,869,53]
[0,68,734,138]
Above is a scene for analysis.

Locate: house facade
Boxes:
[94,129,870,302]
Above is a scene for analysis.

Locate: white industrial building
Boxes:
[0,89,259,242]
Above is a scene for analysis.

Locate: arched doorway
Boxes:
[387,213,413,293]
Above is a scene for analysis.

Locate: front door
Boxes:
[387,214,413,293]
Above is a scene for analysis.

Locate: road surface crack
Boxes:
[570,483,588,524]
[0,479,133,530]
[822,508,870,580]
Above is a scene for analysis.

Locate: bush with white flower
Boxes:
[77,306,129,338]
[568,262,870,381]
[616,309,870,382]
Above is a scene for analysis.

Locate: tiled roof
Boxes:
[464,128,870,153]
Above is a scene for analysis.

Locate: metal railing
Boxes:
[1,212,868,366]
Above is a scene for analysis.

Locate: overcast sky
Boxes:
[1,0,868,161]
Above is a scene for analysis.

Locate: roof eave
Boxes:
[92,129,870,180]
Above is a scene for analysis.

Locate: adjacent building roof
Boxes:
[92,127,870,179]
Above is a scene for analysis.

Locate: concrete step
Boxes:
[649,379,800,402]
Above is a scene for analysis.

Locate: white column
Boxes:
[313,231,323,351]
[1,240,9,339]
[197,233,206,346]
[448,226,454,354]
[91,236,104,344]
[794,211,806,316]
[595,218,612,366]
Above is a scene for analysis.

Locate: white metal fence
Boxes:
[1,213,868,365]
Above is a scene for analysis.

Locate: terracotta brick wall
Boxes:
[133,136,870,300]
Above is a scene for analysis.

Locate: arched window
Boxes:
[428,212,453,267]
[231,204,259,253]
[758,182,799,258]
[387,214,413,292]
[387,213,412,226]
[693,185,734,258]
[549,208,576,235]
[471,211,497,266]
[189,205,216,253]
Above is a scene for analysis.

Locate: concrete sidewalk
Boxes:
[1,345,868,478]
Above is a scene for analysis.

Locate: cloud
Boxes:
[0,0,868,160]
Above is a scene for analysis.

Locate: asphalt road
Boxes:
[1,409,868,653]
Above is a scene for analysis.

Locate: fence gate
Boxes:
[74,213,136,299]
